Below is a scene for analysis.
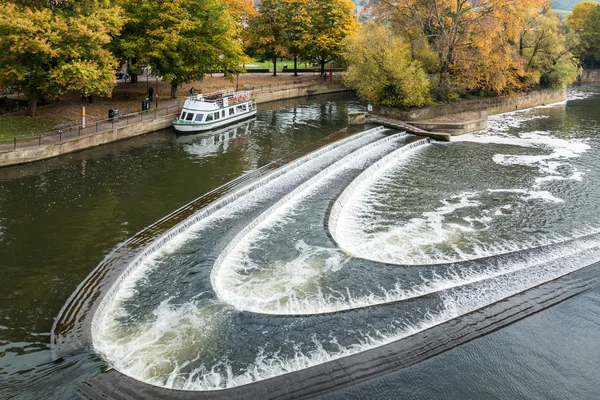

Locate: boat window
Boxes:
[229,108,235,116]
[185,113,194,121]
[194,113,204,122]
[236,105,244,112]
[180,112,187,120]
[214,112,220,120]
[206,114,213,122]
[222,110,225,118]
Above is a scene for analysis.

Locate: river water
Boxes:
[2,88,600,399]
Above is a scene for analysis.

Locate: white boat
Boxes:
[172,89,257,133]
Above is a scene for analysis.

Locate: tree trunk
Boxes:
[26,97,37,117]
[170,84,178,99]
[130,74,138,84]
[320,60,325,76]
[293,56,298,77]
[272,57,277,76]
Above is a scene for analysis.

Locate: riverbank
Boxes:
[0,76,349,167]
[364,87,567,141]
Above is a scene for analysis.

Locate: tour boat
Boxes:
[172,89,257,133]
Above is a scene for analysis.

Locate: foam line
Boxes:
[210,133,410,313]
[90,127,388,343]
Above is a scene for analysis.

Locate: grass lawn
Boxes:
[0,115,65,143]
[245,59,320,71]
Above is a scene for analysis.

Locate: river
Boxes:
[1,88,600,399]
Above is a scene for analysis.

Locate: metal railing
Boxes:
[1,75,345,151]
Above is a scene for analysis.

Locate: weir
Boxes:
[210,132,419,313]
[329,137,431,248]
[89,127,390,340]
[78,259,600,399]
[51,126,385,359]
[53,91,600,398]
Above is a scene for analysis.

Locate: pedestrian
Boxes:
[328,71,333,81]
[190,87,195,99]
[148,87,153,102]
[322,72,327,82]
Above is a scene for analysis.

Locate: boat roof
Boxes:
[182,89,252,112]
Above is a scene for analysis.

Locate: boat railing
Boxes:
[191,89,252,107]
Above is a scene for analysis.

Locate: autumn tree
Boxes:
[343,22,431,109]
[303,0,358,74]
[0,1,123,116]
[278,0,310,76]
[371,0,549,99]
[566,1,599,60]
[118,0,245,98]
[520,8,580,89]
[245,0,288,76]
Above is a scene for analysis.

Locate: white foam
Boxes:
[95,233,600,390]
[211,134,411,314]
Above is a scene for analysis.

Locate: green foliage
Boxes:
[521,9,581,89]
[245,0,288,70]
[118,0,245,97]
[343,22,431,109]
[0,1,123,115]
[302,0,358,73]
[581,5,600,59]
[247,0,357,75]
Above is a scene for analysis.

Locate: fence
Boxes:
[0,75,344,151]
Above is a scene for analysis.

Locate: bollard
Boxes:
[39,134,41,146]
[96,122,98,133]
[59,130,62,141]
[14,137,16,150]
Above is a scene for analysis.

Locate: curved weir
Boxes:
[55,94,600,397]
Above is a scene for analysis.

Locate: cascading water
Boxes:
[91,88,600,392]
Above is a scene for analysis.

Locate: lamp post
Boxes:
[155,75,158,109]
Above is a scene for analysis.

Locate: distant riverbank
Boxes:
[0,78,350,167]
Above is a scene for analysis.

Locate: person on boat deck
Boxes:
[190,87,195,99]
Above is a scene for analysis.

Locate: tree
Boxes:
[520,8,580,89]
[278,0,311,76]
[566,1,599,60]
[580,4,600,61]
[119,0,245,98]
[245,0,288,76]
[371,0,549,99]
[304,0,358,74]
[0,1,123,116]
[343,22,431,109]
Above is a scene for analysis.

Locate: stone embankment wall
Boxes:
[372,88,567,121]
[0,82,349,168]
[0,118,173,167]
[581,69,600,83]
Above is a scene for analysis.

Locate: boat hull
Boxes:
[172,109,257,133]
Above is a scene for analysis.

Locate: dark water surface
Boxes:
[0,93,362,399]
[3,87,600,400]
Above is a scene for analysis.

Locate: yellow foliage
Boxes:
[343,22,431,109]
